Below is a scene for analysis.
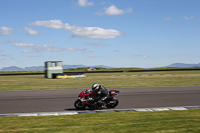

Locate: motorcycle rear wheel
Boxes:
[74,99,87,110]
[106,98,119,108]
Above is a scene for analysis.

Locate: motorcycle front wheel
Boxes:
[74,99,87,110]
[106,98,119,108]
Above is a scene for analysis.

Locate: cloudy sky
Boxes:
[0,0,199,69]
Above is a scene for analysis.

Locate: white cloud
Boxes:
[29,20,65,29]
[183,16,194,20]
[29,20,122,39]
[97,5,132,15]
[43,45,63,52]
[24,27,39,35]
[66,47,91,53]
[143,55,148,59]
[89,55,97,58]
[66,48,79,51]
[32,44,63,52]
[13,42,62,53]
[85,42,105,46]
[135,55,148,59]
[14,43,34,47]
[71,26,122,39]
[164,17,171,21]
[22,50,37,53]
[1,39,16,44]
[0,53,10,61]
[27,55,41,57]
[0,54,9,58]
[22,44,63,53]
[0,27,13,36]
[77,0,94,7]
[49,40,55,43]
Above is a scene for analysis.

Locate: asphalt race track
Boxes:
[0,86,200,114]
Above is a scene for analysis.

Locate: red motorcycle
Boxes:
[74,89,119,110]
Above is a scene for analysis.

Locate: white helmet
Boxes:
[92,83,99,91]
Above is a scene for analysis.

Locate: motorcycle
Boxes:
[74,89,120,110]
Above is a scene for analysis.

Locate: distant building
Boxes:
[45,61,85,79]
[45,61,63,78]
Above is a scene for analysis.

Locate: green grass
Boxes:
[0,109,200,133]
[0,70,200,90]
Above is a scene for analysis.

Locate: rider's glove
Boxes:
[89,98,93,101]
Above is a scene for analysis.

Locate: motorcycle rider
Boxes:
[91,83,109,108]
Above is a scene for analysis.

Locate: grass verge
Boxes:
[0,109,200,133]
[0,70,200,90]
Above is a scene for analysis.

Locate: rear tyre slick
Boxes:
[106,98,119,108]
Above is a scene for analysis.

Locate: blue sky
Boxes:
[0,0,199,69]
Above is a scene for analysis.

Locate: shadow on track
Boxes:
[65,108,105,111]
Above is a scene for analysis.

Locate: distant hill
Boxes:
[0,66,24,72]
[163,63,200,68]
[63,65,87,69]
[63,65,112,69]
[1,63,200,72]
[0,65,112,72]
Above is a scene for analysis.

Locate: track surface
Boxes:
[0,86,200,114]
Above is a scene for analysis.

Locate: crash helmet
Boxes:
[92,83,99,92]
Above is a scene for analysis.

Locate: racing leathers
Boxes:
[93,85,109,107]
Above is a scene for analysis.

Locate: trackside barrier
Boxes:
[52,73,86,79]
[1,68,200,76]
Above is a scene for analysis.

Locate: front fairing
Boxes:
[78,90,87,98]
[78,90,93,98]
